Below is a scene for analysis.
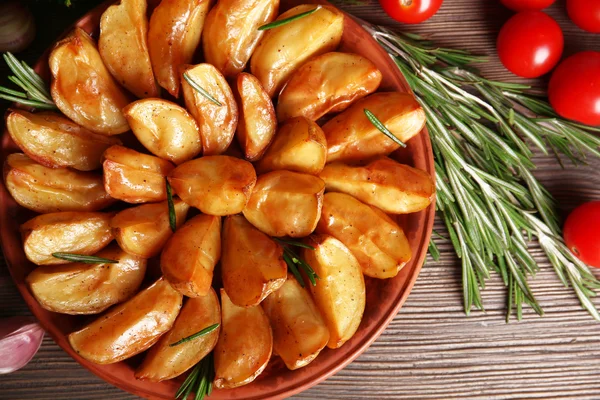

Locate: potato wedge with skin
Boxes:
[136,288,221,381]
[316,192,412,278]
[148,0,212,97]
[103,145,175,204]
[302,235,365,349]
[111,199,190,258]
[161,214,221,298]
[250,4,344,97]
[243,170,324,237]
[21,211,114,266]
[319,157,435,214]
[262,274,329,369]
[49,28,130,135]
[123,99,202,165]
[202,0,279,77]
[181,64,238,156]
[221,215,287,307]
[68,277,183,364]
[27,244,147,315]
[214,288,273,389]
[99,0,159,98]
[277,52,382,122]
[6,109,121,171]
[255,117,326,175]
[168,156,256,216]
[4,153,115,213]
[324,92,426,163]
[234,73,277,161]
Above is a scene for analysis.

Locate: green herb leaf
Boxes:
[1,52,57,110]
[51,253,119,264]
[258,6,321,31]
[165,178,176,232]
[169,324,220,347]
[273,237,315,250]
[364,108,407,148]
[183,72,223,106]
[176,354,214,400]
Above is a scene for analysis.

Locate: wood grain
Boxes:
[1,0,600,399]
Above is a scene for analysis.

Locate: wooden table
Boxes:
[2,0,600,398]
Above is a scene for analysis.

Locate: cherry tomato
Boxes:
[567,0,600,33]
[563,201,600,268]
[548,51,600,126]
[496,11,563,78]
[500,0,555,11]
[379,0,443,24]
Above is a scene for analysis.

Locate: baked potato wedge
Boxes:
[181,64,238,156]
[262,274,329,369]
[26,244,147,315]
[319,157,435,214]
[161,214,221,297]
[148,0,212,97]
[136,288,221,381]
[277,52,382,122]
[68,277,183,364]
[214,288,273,389]
[6,109,120,171]
[123,99,202,165]
[255,116,326,175]
[202,0,279,77]
[103,145,175,203]
[4,153,114,213]
[316,192,412,278]
[21,211,114,266]
[234,73,277,161]
[302,235,365,349]
[99,0,159,98]
[324,92,426,163]
[49,28,130,136]
[221,215,287,307]
[243,170,324,237]
[111,199,190,258]
[168,156,256,216]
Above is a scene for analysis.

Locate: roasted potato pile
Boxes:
[4,0,436,391]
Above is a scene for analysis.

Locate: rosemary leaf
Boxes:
[51,253,119,264]
[258,6,321,31]
[165,178,176,232]
[1,52,56,109]
[169,324,220,347]
[364,108,407,148]
[273,237,315,250]
[183,72,223,106]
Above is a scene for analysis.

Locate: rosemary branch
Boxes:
[274,238,319,287]
[0,53,56,110]
[175,354,214,400]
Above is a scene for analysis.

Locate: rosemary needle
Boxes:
[258,6,321,31]
[165,178,176,232]
[51,253,118,264]
[364,109,407,148]
[183,72,223,106]
[0,52,57,110]
[169,324,220,347]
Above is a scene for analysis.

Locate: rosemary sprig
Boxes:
[175,354,214,400]
[169,324,220,347]
[52,253,118,264]
[0,53,57,110]
[274,238,318,287]
[364,108,407,148]
[183,73,222,106]
[258,6,321,31]
[165,178,176,232]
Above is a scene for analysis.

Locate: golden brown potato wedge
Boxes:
[277,52,382,122]
[68,277,183,364]
[221,215,287,307]
[4,153,114,213]
[316,192,412,278]
[148,0,212,97]
[324,92,426,163]
[161,214,221,297]
[123,99,202,164]
[27,244,146,315]
[250,4,344,97]
[6,109,120,171]
[49,28,130,135]
[21,211,114,266]
[255,117,326,175]
[319,157,435,214]
[202,0,279,77]
[214,288,273,389]
[99,0,159,98]
[302,235,365,349]
[136,288,221,382]
[262,274,329,369]
[111,199,190,258]
[181,64,238,156]
[103,145,175,203]
[168,156,256,216]
[243,170,324,237]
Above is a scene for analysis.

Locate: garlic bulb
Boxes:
[0,1,35,53]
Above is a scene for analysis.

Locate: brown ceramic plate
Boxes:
[0,0,435,398]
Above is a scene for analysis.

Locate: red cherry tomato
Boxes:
[500,0,555,11]
[548,51,600,126]
[567,0,600,33]
[496,11,563,78]
[563,201,600,268]
[379,0,443,24]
